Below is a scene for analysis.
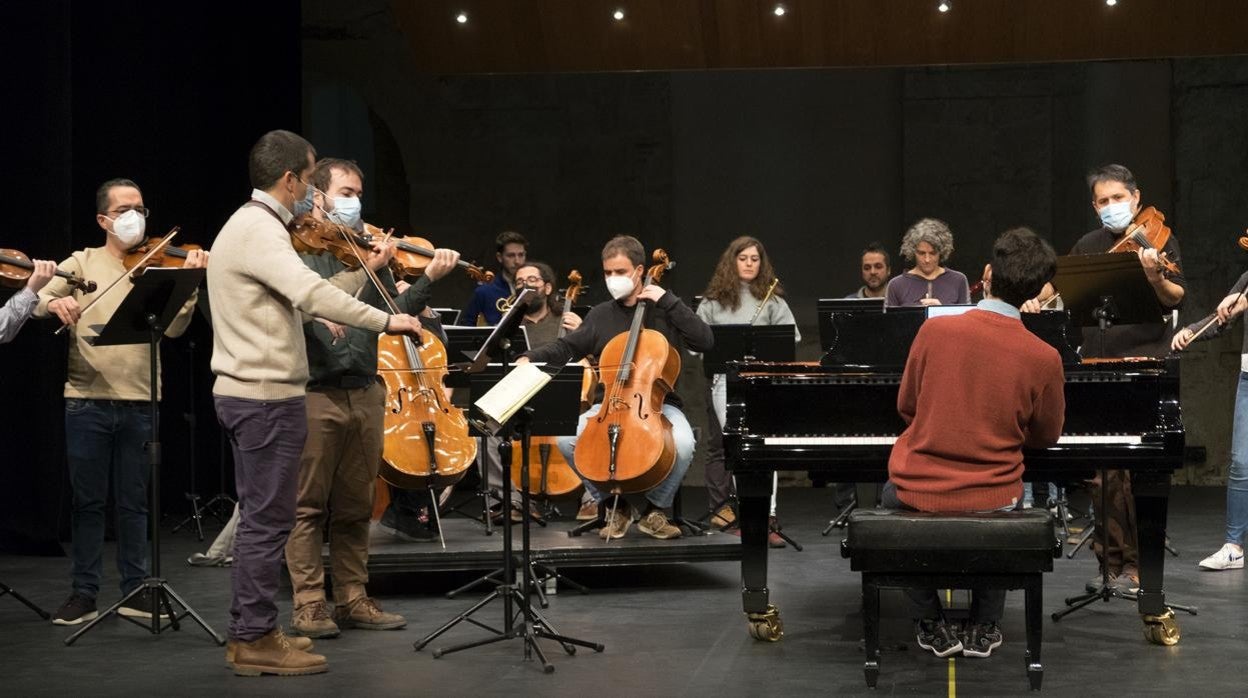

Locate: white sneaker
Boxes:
[1198,543,1244,570]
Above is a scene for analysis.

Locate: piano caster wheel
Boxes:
[746,604,784,642]
[1142,609,1181,646]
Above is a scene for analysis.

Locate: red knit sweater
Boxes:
[889,308,1066,512]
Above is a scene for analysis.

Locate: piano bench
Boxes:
[840,508,1060,691]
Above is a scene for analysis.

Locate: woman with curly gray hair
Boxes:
[885,218,970,307]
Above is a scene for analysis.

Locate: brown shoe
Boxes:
[232,628,328,677]
[710,504,736,530]
[226,628,313,667]
[638,509,682,540]
[333,597,407,631]
[576,500,598,521]
[292,600,340,639]
[767,516,786,549]
[599,499,634,540]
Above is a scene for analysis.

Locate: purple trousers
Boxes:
[214,395,308,642]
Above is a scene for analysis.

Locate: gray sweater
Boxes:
[696,283,801,342]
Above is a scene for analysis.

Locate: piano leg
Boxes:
[738,472,782,641]
[1132,471,1189,645]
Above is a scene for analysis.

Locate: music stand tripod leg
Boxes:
[0,581,50,620]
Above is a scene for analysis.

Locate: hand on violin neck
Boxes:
[1136,247,1166,282]
[384,313,424,339]
[25,259,57,293]
[366,241,397,272]
[182,249,210,270]
[424,248,461,282]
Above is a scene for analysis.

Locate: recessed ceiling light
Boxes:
[1106,0,1118,6]
[455,11,468,24]
[773,4,787,17]
[938,1,951,12]
[613,8,625,21]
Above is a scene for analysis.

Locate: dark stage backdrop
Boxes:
[0,2,301,553]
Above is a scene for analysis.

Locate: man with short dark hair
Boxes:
[36,178,208,626]
[208,129,425,676]
[849,242,891,299]
[886,226,1065,659]
[516,235,713,540]
[461,230,528,325]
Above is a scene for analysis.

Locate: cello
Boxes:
[573,250,680,495]
[510,269,585,498]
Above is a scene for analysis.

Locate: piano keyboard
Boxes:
[762,434,1143,446]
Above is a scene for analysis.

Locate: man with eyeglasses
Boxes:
[35,178,209,627]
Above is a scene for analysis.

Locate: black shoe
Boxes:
[916,618,963,658]
[117,588,172,620]
[962,622,1003,658]
[52,593,98,626]
[380,508,437,542]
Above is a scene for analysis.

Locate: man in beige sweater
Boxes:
[209,129,424,677]
[37,178,207,627]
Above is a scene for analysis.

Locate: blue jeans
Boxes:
[1226,373,1248,544]
[558,402,695,509]
[65,399,152,598]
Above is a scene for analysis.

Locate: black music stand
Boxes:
[0,581,49,620]
[701,325,802,549]
[817,297,885,352]
[186,292,235,524]
[416,296,603,673]
[65,267,224,646]
[171,336,205,540]
[441,324,530,532]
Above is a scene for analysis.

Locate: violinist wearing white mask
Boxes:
[33,178,207,627]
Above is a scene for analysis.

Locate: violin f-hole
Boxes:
[633,392,648,419]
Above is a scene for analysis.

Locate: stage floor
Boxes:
[2,486,1244,696]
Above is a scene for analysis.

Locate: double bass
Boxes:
[573,250,680,494]
[511,270,585,498]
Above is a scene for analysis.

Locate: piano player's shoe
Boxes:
[915,618,963,658]
[1086,571,1114,593]
[1111,569,1140,595]
[962,622,1003,658]
[1198,543,1244,571]
[709,504,736,530]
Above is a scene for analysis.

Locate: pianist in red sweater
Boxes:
[883,226,1066,659]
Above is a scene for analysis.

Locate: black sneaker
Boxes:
[379,507,437,542]
[52,593,98,626]
[916,618,963,658]
[118,588,172,620]
[963,622,1003,658]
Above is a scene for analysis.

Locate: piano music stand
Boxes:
[702,325,802,550]
[1052,252,1165,355]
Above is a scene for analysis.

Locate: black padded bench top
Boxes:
[842,509,1059,574]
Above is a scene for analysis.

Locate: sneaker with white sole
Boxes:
[916,618,963,658]
[52,593,97,626]
[1199,543,1245,571]
[962,622,1003,658]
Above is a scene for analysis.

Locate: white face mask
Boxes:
[605,273,636,301]
[109,209,146,247]
[330,196,362,228]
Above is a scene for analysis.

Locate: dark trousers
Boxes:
[881,481,1007,624]
[65,399,152,599]
[703,386,734,511]
[1089,469,1138,576]
[215,395,308,642]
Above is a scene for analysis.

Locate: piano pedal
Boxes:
[746,604,784,642]
[1142,609,1181,646]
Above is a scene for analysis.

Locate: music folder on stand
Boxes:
[415,291,602,672]
[64,266,224,646]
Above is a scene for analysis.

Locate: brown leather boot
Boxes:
[225,628,313,667]
[231,628,328,676]
[332,597,406,631]
[292,599,341,639]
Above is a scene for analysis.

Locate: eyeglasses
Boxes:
[515,275,545,285]
[108,206,150,218]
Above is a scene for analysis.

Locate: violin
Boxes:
[123,237,204,273]
[0,249,96,293]
[364,223,494,284]
[510,269,586,499]
[573,250,681,495]
[290,215,494,284]
[1107,206,1180,275]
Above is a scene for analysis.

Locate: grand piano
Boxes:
[723,308,1184,640]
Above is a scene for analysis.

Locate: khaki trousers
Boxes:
[1089,468,1139,576]
[285,382,384,609]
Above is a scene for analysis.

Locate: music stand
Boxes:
[186,292,235,523]
[701,325,802,548]
[817,297,885,351]
[0,581,49,620]
[65,267,223,646]
[416,294,603,673]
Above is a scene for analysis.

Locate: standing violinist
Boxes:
[34,178,208,626]
[0,258,56,343]
[516,235,713,540]
[207,130,426,677]
[697,236,799,548]
[1025,164,1185,595]
[283,157,461,641]
[460,230,528,326]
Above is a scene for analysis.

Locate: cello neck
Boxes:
[616,280,649,384]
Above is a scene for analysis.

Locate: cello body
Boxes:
[377,331,478,490]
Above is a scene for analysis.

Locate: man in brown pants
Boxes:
[284,157,461,638]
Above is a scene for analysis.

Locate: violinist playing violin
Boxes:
[516,235,713,541]
[207,130,426,677]
[1025,164,1186,596]
[0,256,56,343]
[33,178,207,628]
[284,156,461,641]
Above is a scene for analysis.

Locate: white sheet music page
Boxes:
[474,362,552,434]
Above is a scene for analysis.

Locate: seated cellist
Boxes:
[515,235,713,540]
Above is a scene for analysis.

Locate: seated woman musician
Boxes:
[515,235,713,540]
[696,236,799,547]
[884,218,970,307]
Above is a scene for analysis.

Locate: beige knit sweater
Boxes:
[207,201,388,400]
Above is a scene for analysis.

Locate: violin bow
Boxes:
[53,227,179,336]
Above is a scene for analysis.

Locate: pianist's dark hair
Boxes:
[990,227,1057,307]
[1087,164,1138,195]
[702,236,785,312]
[862,242,890,268]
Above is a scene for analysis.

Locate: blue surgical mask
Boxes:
[293,179,317,217]
[1098,200,1135,231]
[330,196,362,229]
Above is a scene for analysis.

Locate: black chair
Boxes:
[841,508,1060,691]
